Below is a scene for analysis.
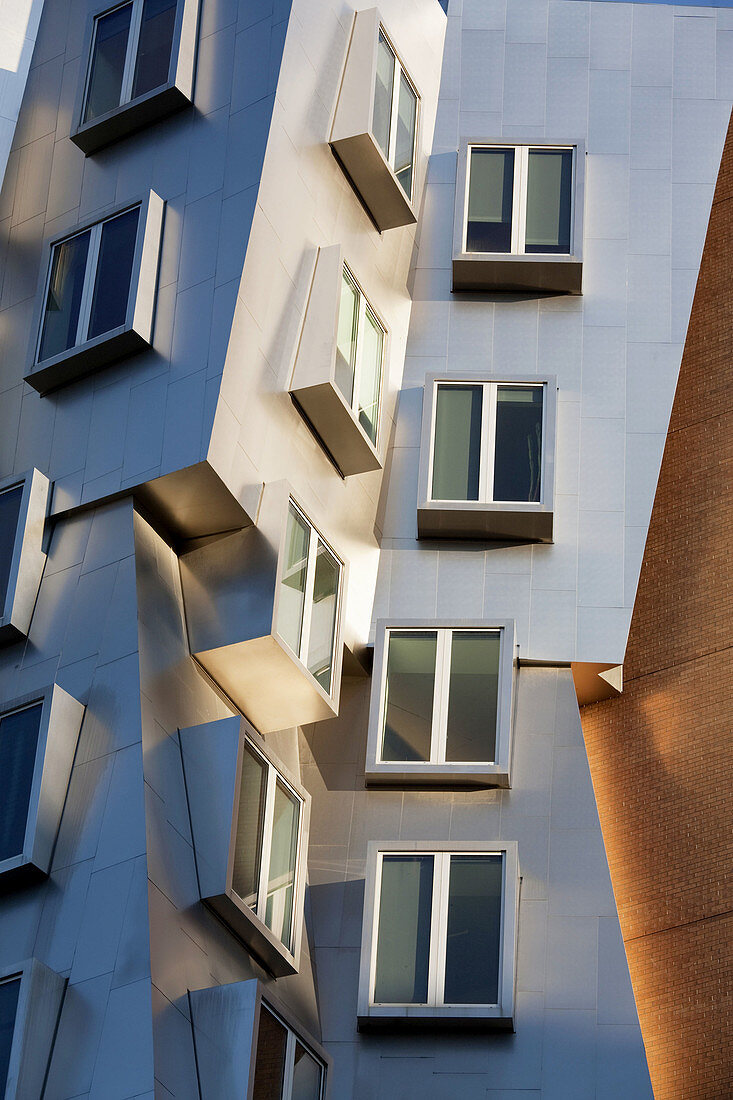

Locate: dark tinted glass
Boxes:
[466,148,514,253]
[132,0,177,99]
[0,979,20,1095]
[493,386,543,503]
[0,486,22,611]
[39,231,91,361]
[0,703,42,862]
[525,149,572,254]
[252,1007,287,1100]
[445,632,500,762]
[374,855,433,1004]
[291,1042,323,1100]
[88,207,140,340]
[431,385,482,501]
[84,3,133,121]
[382,631,436,762]
[444,855,502,1004]
[232,745,267,909]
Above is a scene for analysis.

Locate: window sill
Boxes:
[291,381,382,476]
[204,892,298,978]
[25,325,149,396]
[71,82,191,156]
[417,500,554,543]
[365,761,510,788]
[357,1007,514,1032]
[452,252,582,295]
[331,130,417,232]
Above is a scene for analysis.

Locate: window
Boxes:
[0,486,23,623]
[0,703,43,868]
[335,266,384,448]
[0,977,20,1096]
[0,960,66,1100]
[358,842,519,1028]
[252,1005,325,1100]
[0,470,49,646]
[417,374,556,542]
[277,501,342,696]
[26,192,164,394]
[372,30,418,201]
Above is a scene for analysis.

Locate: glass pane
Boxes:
[466,148,514,253]
[493,386,543,503]
[431,385,482,501]
[444,855,503,1004]
[84,3,133,122]
[231,745,267,910]
[38,231,91,362]
[291,1042,323,1100]
[445,632,500,762]
[265,781,300,951]
[525,149,573,254]
[394,71,417,198]
[357,308,383,445]
[132,0,177,99]
[88,207,140,340]
[306,540,340,693]
[372,32,395,159]
[0,979,20,1097]
[278,505,310,657]
[252,1006,287,1100]
[381,631,436,762]
[374,855,433,1004]
[0,704,42,863]
[0,486,22,612]
[335,270,358,407]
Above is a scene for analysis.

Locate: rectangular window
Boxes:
[380,628,501,765]
[0,977,20,1096]
[252,1005,325,1100]
[334,266,385,447]
[0,702,43,865]
[277,502,342,695]
[430,381,545,505]
[0,485,23,615]
[372,30,418,200]
[465,145,573,256]
[83,0,177,123]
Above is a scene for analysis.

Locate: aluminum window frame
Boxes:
[255,1001,327,1100]
[337,263,386,452]
[0,469,49,646]
[374,25,420,203]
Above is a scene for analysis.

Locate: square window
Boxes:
[0,469,49,647]
[0,960,66,1099]
[25,192,165,394]
[417,374,557,542]
[453,140,584,294]
[365,620,515,787]
[358,842,519,1029]
[71,0,200,155]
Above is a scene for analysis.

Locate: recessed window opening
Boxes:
[372,29,418,200]
[0,485,23,612]
[252,1004,325,1100]
[0,701,43,864]
[0,975,20,1094]
[335,266,385,447]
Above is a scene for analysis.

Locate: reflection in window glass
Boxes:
[265,781,300,951]
[231,745,267,909]
[432,385,482,501]
[335,270,359,406]
[306,541,340,692]
[132,0,177,99]
[0,979,20,1096]
[39,231,91,362]
[466,148,514,253]
[84,3,133,122]
[375,855,433,1004]
[493,386,543,503]
[0,486,23,612]
[291,1041,323,1100]
[357,308,383,445]
[526,149,572,254]
[381,631,436,762]
[372,33,395,160]
[279,505,310,657]
[88,207,140,340]
[0,704,42,864]
[252,1006,288,1100]
[395,72,417,198]
[444,855,502,1004]
[446,633,500,763]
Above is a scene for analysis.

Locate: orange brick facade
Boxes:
[581,115,733,1099]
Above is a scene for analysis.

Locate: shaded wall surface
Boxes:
[581,114,733,1100]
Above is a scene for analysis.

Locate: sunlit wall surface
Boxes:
[0,0,45,190]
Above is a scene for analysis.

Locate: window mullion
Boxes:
[515,147,528,254]
[427,382,440,502]
[257,765,277,923]
[121,0,144,104]
[353,291,366,415]
[483,383,497,503]
[431,853,450,1007]
[387,54,400,167]
[299,525,317,664]
[369,853,384,1002]
[433,630,450,764]
[283,1029,296,1100]
[77,223,102,345]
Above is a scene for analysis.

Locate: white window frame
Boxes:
[256,1003,327,1100]
[338,264,386,449]
[375,27,419,201]
[84,0,168,117]
[462,143,575,257]
[427,379,548,506]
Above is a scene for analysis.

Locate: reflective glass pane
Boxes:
[374,855,433,1003]
[357,308,383,445]
[444,855,503,1004]
[291,1043,323,1100]
[493,386,543,503]
[372,32,395,159]
[306,540,340,693]
[0,979,20,1096]
[0,703,42,863]
[335,270,358,406]
[381,631,436,762]
[88,207,140,340]
[466,148,514,253]
[445,632,500,762]
[84,3,133,122]
[431,385,482,501]
[395,72,417,198]
[132,0,177,99]
[265,780,300,950]
[231,745,267,909]
[38,231,91,362]
[525,149,573,254]
[252,1006,287,1100]
[278,505,310,657]
[0,486,22,612]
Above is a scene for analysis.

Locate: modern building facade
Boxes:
[0,0,729,1097]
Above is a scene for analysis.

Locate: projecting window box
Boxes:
[417,373,557,543]
[452,140,584,294]
[365,620,516,787]
[25,192,165,394]
[0,959,66,1099]
[70,0,200,155]
[0,469,49,646]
